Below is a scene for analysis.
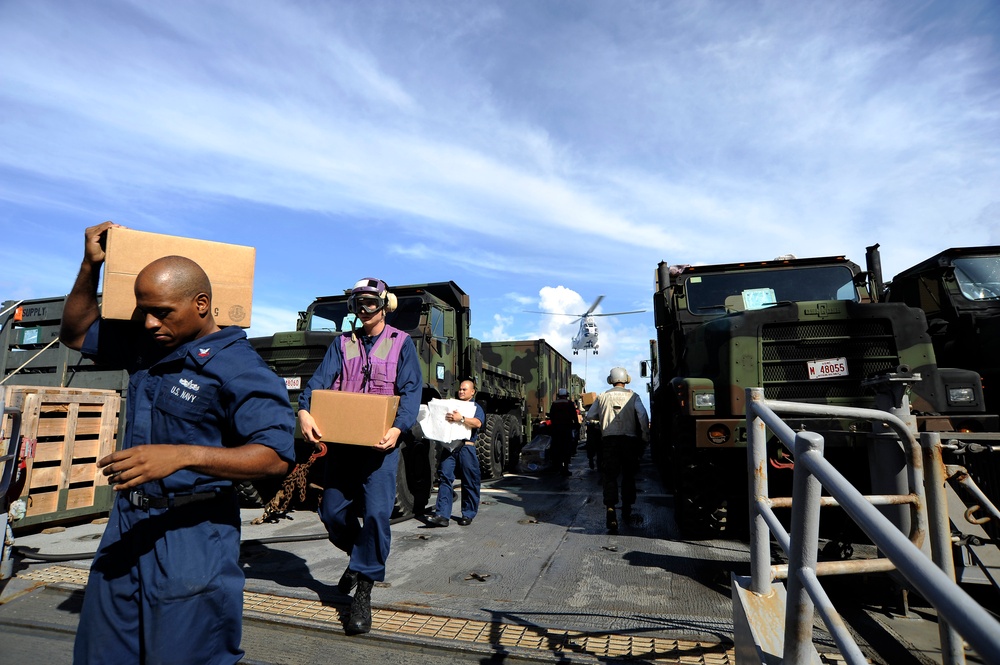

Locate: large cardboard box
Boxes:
[309,390,399,446]
[102,227,255,327]
[581,392,598,407]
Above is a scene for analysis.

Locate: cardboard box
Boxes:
[581,392,598,407]
[102,227,255,327]
[309,390,399,446]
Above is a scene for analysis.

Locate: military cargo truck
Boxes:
[249,282,529,518]
[882,246,1000,417]
[881,245,1000,539]
[481,339,574,428]
[647,255,997,538]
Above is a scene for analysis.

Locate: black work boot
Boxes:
[338,566,358,594]
[606,507,618,534]
[345,577,374,635]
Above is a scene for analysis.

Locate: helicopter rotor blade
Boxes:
[584,295,605,316]
[523,310,578,317]
[590,309,647,317]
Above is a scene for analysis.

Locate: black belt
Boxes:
[126,487,232,511]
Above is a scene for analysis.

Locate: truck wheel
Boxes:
[392,448,416,519]
[674,450,740,538]
[477,414,508,480]
[501,413,522,472]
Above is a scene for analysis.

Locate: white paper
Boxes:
[417,398,478,450]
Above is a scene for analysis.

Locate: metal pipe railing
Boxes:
[744,387,1000,665]
[748,388,926,593]
[922,432,967,665]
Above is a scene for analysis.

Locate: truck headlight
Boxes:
[947,387,976,404]
[694,392,715,409]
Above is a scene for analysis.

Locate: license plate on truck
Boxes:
[284,377,302,390]
[807,358,848,380]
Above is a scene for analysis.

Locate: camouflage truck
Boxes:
[481,339,575,431]
[647,254,997,538]
[881,245,1000,417]
[249,282,527,518]
[881,245,1000,539]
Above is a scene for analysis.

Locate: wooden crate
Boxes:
[1,385,121,529]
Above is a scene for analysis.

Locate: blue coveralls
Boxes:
[297,328,420,582]
[433,402,485,521]
[73,323,296,665]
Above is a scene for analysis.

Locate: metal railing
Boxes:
[737,387,1000,664]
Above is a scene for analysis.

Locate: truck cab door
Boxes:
[427,305,456,391]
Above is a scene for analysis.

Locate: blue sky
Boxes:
[2,1,998,396]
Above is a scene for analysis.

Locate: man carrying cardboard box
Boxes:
[60,221,296,664]
[296,277,421,635]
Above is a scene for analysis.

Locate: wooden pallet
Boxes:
[1,385,121,529]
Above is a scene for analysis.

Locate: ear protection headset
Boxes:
[607,367,631,385]
[347,278,397,314]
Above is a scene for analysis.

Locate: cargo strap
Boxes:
[252,442,327,525]
[126,487,233,510]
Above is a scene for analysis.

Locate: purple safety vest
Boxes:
[332,324,406,395]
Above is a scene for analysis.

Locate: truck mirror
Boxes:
[640,361,649,378]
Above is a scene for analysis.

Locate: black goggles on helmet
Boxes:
[347,293,386,314]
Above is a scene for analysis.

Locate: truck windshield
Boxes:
[686,265,858,315]
[308,296,423,332]
[954,256,1000,301]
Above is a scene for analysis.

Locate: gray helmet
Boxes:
[347,278,397,314]
[607,367,630,385]
[556,388,569,398]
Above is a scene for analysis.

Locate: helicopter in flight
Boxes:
[526,295,646,355]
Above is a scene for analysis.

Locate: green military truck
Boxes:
[647,254,997,538]
[881,245,1000,539]
[481,339,575,430]
[882,246,1000,417]
[249,282,530,518]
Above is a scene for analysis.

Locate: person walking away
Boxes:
[547,388,581,476]
[586,367,649,534]
[60,221,296,664]
[296,278,420,635]
[427,379,485,527]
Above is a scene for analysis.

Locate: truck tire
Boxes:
[477,414,508,480]
[501,413,523,472]
[674,449,747,539]
[392,436,437,520]
[392,448,416,519]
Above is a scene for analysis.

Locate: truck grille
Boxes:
[760,319,899,401]
[253,345,329,377]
